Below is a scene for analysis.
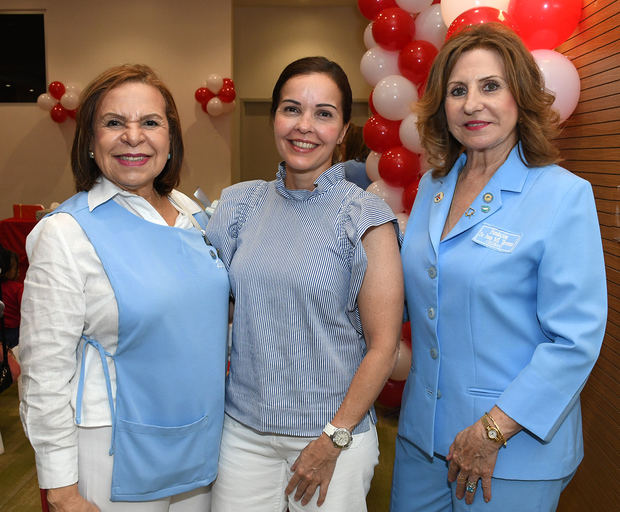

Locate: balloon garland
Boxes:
[37,81,81,123]
[195,74,236,116]
[361,0,584,408]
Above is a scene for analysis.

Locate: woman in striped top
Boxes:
[206,57,404,512]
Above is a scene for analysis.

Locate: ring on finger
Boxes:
[465,481,477,493]
[457,474,468,482]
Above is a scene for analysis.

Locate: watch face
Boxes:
[332,429,351,448]
[488,429,498,440]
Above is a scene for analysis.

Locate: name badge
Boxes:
[472,224,521,253]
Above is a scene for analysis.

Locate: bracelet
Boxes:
[483,412,507,447]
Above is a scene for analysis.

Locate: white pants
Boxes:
[77,426,212,511]
[211,415,379,512]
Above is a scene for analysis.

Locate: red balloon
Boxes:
[508,0,582,50]
[48,81,66,101]
[66,109,77,120]
[402,175,421,212]
[222,77,235,89]
[372,7,416,51]
[379,146,420,187]
[377,379,405,408]
[369,90,377,116]
[401,321,411,342]
[398,40,438,85]
[195,87,214,105]
[50,103,68,123]
[218,86,236,103]
[358,0,397,21]
[363,115,402,153]
[445,8,518,41]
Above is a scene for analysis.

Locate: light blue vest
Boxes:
[54,192,229,501]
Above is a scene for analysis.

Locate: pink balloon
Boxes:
[395,0,433,14]
[367,179,406,213]
[415,4,447,51]
[532,49,580,123]
[364,22,377,49]
[360,46,401,86]
[206,97,224,116]
[395,212,409,234]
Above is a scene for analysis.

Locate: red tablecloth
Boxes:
[0,217,38,282]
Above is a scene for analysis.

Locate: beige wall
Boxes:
[0,0,233,219]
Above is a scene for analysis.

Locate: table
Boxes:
[0,217,38,282]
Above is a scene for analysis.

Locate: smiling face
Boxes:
[444,48,519,160]
[273,72,349,188]
[92,81,170,198]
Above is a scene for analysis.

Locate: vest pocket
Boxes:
[110,413,216,501]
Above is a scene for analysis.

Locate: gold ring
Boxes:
[465,481,477,493]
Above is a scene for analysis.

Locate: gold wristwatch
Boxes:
[481,412,507,447]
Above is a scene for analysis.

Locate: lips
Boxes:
[115,153,150,165]
[464,121,490,130]
[290,140,318,150]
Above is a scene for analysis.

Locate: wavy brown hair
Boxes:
[71,64,183,194]
[416,23,561,178]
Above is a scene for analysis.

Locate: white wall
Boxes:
[0,0,233,219]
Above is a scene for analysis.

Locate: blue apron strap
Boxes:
[76,335,116,452]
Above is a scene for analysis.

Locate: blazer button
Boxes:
[427,307,436,319]
[430,348,438,359]
[427,266,437,279]
[437,389,442,398]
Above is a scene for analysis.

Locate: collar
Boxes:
[275,162,345,201]
[87,176,139,211]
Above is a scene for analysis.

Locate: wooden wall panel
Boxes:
[556,1,620,510]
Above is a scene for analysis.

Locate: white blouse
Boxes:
[19,177,201,489]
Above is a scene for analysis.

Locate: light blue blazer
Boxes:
[399,145,607,480]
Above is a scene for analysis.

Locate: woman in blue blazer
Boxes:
[391,24,607,512]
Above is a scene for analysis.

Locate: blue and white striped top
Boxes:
[205,163,397,436]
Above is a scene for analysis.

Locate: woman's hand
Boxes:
[285,434,341,506]
[447,407,521,505]
[47,484,100,512]
[447,419,500,505]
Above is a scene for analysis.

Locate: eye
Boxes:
[449,85,466,97]
[316,110,334,119]
[483,80,501,92]
[104,118,123,127]
[143,119,162,127]
[282,105,300,114]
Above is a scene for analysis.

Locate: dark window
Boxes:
[0,13,46,103]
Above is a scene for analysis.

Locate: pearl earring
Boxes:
[88,151,94,159]
[167,153,171,160]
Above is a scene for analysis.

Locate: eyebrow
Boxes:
[448,74,504,85]
[280,99,338,110]
[99,112,165,120]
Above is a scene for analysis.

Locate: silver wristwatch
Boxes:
[323,422,352,449]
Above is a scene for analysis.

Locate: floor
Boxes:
[0,382,400,512]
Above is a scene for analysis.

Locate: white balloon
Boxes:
[395,212,409,234]
[363,22,377,50]
[64,83,82,94]
[396,0,433,14]
[206,97,224,116]
[37,93,56,111]
[399,112,423,153]
[366,179,405,213]
[532,49,581,123]
[440,0,509,28]
[360,47,400,87]
[415,4,448,51]
[365,151,382,182]
[373,75,418,121]
[60,91,80,110]
[206,74,223,94]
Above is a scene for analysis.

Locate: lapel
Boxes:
[439,145,530,244]
[428,155,462,258]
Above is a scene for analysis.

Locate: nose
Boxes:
[121,122,145,146]
[294,111,313,133]
[463,90,483,115]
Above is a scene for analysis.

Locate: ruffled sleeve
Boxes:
[205,180,268,270]
[340,190,399,332]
